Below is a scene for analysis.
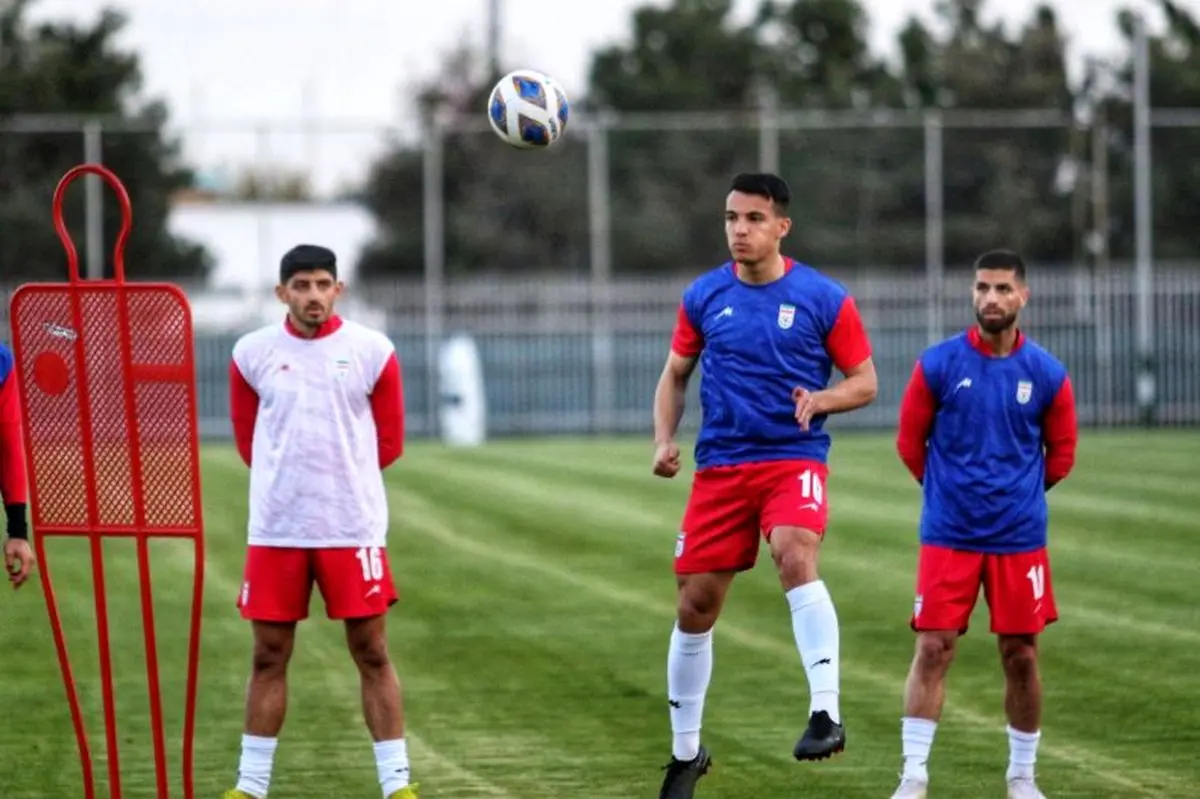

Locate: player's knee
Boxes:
[768,526,820,584]
[676,584,722,632]
[998,635,1038,679]
[251,638,293,677]
[914,632,956,674]
[349,633,392,674]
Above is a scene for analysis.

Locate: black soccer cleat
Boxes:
[658,746,712,799]
[793,710,846,761]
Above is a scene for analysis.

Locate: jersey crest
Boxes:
[777,303,796,330]
[1016,380,1033,405]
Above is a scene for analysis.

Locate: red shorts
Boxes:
[675,459,830,574]
[237,545,399,622]
[911,544,1058,636]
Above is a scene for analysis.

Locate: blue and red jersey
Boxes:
[670,258,872,470]
[896,328,1078,554]
[0,344,29,527]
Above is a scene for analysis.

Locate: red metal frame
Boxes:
[7,164,206,799]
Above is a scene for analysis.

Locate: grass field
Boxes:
[0,431,1198,798]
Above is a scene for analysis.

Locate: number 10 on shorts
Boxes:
[356,547,384,582]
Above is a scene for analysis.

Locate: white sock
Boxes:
[235,734,278,798]
[785,580,841,723]
[667,624,713,762]
[374,738,411,796]
[1006,725,1040,781]
[901,717,937,783]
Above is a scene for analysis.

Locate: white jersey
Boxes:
[232,318,396,548]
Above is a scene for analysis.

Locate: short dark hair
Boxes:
[730,172,791,213]
[974,249,1026,282]
[280,244,337,284]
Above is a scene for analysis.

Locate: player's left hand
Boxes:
[4,538,35,589]
[792,387,828,432]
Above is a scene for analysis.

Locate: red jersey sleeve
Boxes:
[896,360,937,483]
[670,303,703,358]
[370,352,405,469]
[229,361,260,467]
[826,296,872,373]
[0,368,28,506]
[1043,376,1078,488]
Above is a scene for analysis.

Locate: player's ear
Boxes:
[274,284,287,304]
[778,215,792,238]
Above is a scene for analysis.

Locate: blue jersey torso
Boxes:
[0,345,12,386]
[919,332,1068,553]
[683,260,849,469]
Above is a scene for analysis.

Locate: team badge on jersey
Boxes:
[777,303,796,330]
[1016,380,1033,405]
[334,358,351,379]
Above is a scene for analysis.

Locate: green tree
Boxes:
[760,0,920,267]
[588,0,766,273]
[1098,0,1200,261]
[894,0,1077,267]
[0,0,210,282]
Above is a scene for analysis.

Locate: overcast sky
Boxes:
[24,0,1174,195]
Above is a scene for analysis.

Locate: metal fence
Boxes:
[7,265,1192,442]
[1,101,1199,440]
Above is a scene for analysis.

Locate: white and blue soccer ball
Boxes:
[486,69,569,149]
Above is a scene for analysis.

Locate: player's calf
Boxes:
[894,631,956,784]
[347,616,412,796]
[770,526,846,761]
[907,632,956,718]
[668,575,722,760]
[998,634,1043,788]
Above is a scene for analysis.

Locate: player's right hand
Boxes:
[653,441,682,478]
[4,538,35,589]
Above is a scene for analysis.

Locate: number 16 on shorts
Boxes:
[356,546,385,582]
[797,468,824,510]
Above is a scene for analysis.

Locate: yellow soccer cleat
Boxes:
[221,791,260,799]
[387,784,420,799]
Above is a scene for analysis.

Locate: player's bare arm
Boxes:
[653,351,697,478]
[793,357,878,431]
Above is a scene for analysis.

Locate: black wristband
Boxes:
[4,503,27,540]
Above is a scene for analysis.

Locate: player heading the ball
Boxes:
[890,249,1078,799]
[652,172,878,798]
[222,244,414,799]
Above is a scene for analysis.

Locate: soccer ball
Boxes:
[486,69,569,149]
